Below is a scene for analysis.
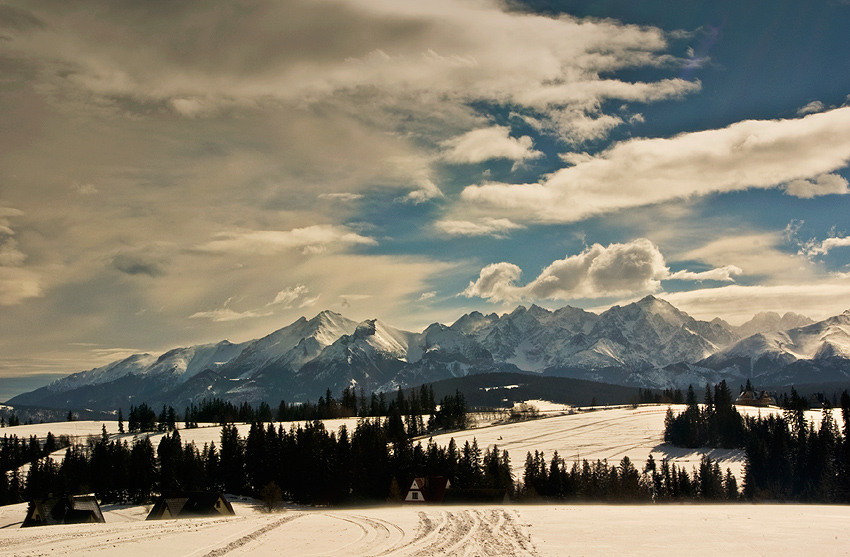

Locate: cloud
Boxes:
[0,267,42,305]
[667,265,743,282]
[797,100,825,116]
[435,217,524,238]
[395,178,444,204]
[267,284,318,308]
[70,182,99,196]
[0,5,45,32]
[418,291,436,301]
[12,0,696,144]
[457,107,850,224]
[340,293,373,308]
[784,173,849,198]
[0,207,27,268]
[0,235,26,267]
[462,261,524,302]
[801,236,850,257]
[195,225,377,255]
[463,238,740,303]
[110,244,174,277]
[441,126,543,164]
[188,307,274,322]
[318,192,364,202]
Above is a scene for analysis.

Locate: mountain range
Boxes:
[8,296,850,412]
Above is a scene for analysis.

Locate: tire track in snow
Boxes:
[320,513,407,556]
[199,513,304,557]
[0,517,239,556]
[384,509,539,557]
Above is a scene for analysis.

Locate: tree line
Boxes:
[127,386,460,441]
[664,382,850,502]
[521,451,738,502]
[0,432,71,506]
[13,417,512,507]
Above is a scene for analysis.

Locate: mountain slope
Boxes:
[7,302,850,411]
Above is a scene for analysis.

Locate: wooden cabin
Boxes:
[22,494,105,527]
[146,492,235,520]
[404,477,451,504]
[735,389,777,407]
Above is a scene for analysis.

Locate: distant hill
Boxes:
[427,372,646,408]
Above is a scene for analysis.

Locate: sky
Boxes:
[2,0,850,399]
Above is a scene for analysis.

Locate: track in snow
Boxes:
[379,508,540,557]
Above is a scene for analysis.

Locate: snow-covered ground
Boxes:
[2,405,848,556]
[430,405,741,479]
[0,500,848,556]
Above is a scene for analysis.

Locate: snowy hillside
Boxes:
[1,407,848,556]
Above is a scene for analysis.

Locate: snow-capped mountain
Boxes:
[733,311,815,339]
[699,309,850,384]
[8,298,850,411]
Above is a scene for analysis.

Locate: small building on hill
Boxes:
[735,390,777,407]
[404,477,451,504]
[22,494,105,527]
[146,492,235,520]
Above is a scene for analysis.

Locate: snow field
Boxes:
[2,405,848,556]
[1,502,848,556]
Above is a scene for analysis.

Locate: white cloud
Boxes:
[785,173,849,198]
[462,261,524,303]
[441,125,543,164]
[668,265,743,282]
[463,238,740,303]
[270,285,308,306]
[268,284,318,308]
[395,178,444,204]
[418,291,436,301]
[435,217,524,238]
[318,192,364,202]
[188,307,274,322]
[797,100,825,116]
[195,225,377,256]
[457,107,850,224]
[801,236,850,257]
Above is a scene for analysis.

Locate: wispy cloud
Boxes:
[797,100,825,116]
[189,307,274,322]
[318,193,364,202]
[435,218,524,238]
[195,225,377,256]
[267,284,319,309]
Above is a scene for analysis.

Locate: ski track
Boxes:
[375,508,539,557]
[0,516,243,556]
[198,513,304,557]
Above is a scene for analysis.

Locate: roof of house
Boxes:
[146,492,235,520]
[22,494,105,527]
